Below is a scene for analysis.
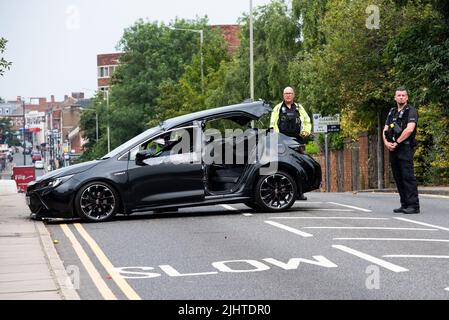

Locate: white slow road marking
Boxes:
[265,221,313,238]
[304,227,437,231]
[334,238,449,243]
[327,202,372,213]
[383,255,449,259]
[445,287,449,292]
[243,213,253,217]
[271,217,389,220]
[220,204,238,211]
[395,217,449,232]
[332,245,408,273]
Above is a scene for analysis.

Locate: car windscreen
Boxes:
[100,126,161,160]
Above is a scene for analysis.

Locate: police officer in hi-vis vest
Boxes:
[270,86,312,200]
[270,86,312,145]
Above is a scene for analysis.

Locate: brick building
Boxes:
[212,25,241,55]
[97,53,123,91]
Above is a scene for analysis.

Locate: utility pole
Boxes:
[249,0,254,102]
[377,111,384,189]
[106,90,110,153]
[22,100,26,165]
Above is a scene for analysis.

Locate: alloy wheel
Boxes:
[259,173,294,210]
[79,184,116,220]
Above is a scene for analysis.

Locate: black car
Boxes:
[26,101,321,222]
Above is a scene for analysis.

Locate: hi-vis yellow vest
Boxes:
[270,102,312,136]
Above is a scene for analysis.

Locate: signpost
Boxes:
[312,114,340,192]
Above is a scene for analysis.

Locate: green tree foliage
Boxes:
[203,0,301,108]
[78,93,109,161]
[0,37,12,76]
[385,5,449,183]
[108,18,214,148]
[289,0,448,183]
[150,26,230,126]
[0,118,18,145]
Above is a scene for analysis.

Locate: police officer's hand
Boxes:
[387,142,397,151]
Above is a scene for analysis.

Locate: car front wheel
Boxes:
[254,171,297,212]
[75,182,119,222]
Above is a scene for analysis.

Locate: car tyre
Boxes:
[244,201,261,211]
[254,171,297,212]
[75,181,119,222]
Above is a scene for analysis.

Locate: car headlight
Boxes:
[46,175,74,188]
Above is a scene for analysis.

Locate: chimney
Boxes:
[39,97,47,106]
[71,92,85,99]
[51,95,55,103]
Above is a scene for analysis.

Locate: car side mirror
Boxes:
[135,149,157,166]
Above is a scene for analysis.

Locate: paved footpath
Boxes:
[0,180,79,300]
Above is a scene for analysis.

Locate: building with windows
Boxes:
[97,53,122,92]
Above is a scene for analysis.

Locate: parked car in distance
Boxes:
[26,101,322,222]
[31,152,42,163]
[34,160,44,169]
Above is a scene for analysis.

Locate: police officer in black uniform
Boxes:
[383,87,420,214]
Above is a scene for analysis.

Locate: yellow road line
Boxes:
[60,224,117,300]
[74,223,141,300]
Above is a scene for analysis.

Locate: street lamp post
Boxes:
[249,0,254,102]
[169,26,204,94]
[105,90,110,153]
[22,100,26,165]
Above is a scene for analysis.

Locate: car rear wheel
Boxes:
[254,171,297,212]
[75,182,119,222]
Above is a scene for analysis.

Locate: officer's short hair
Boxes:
[396,86,408,94]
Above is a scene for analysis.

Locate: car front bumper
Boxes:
[26,180,76,219]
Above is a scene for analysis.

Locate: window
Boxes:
[130,127,195,161]
[98,66,109,78]
[205,116,252,137]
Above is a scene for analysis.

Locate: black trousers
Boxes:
[389,143,420,209]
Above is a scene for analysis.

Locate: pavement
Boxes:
[359,186,449,196]
[0,179,79,300]
[0,173,447,300]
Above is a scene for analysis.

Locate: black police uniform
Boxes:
[385,104,420,211]
[278,103,302,141]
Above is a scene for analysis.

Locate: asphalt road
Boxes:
[45,192,449,300]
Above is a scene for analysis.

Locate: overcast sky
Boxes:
[0,0,275,102]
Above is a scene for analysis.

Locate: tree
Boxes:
[0,38,12,76]
[108,18,217,148]
[205,0,300,108]
[79,93,108,161]
[150,25,230,126]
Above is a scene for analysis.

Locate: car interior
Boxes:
[203,115,265,194]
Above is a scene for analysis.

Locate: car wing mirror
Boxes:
[135,149,157,166]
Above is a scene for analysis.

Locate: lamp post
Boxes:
[169,26,204,94]
[105,89,110,153]
[249,0,254,102]
[22,100,26,165]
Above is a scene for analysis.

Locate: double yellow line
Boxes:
[60,223,141,300]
